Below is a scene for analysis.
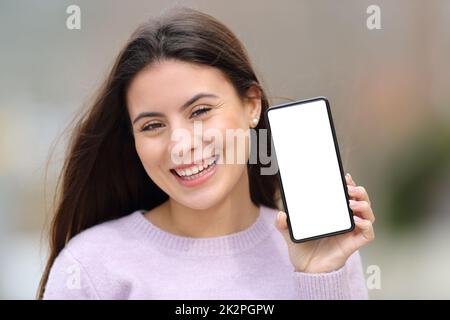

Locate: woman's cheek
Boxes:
[215,118,250,164]
[135,137,166,168]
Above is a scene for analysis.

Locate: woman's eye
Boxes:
[141,122,164,132]
[190,107,211,118]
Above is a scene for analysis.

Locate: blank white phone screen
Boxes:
[267,98,352,241]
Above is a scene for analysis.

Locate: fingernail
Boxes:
[349,200,356,207]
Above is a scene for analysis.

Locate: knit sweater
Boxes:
[43,205,368,299]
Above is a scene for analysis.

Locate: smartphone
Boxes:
[264,97,354,243]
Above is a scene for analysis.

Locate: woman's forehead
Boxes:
[126,60,232,114]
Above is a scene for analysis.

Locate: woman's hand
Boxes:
[275,173,375,273]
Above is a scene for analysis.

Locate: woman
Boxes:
[38,7,375,300]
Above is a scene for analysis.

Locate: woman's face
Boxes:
[126,59,261,210]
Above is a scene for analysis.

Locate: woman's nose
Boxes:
[168,123,203,165]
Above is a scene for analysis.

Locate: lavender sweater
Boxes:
[43,205,368,299]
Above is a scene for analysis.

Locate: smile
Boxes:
[170,155,219,187]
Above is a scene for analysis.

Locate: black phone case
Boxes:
[263,96,355,243]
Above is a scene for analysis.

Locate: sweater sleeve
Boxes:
[42,248,100,300]
[293,250,369,300]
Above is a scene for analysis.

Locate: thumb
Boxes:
[275,211,293,246]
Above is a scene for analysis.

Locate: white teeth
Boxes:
[174,156,217,177]
[205,157,215,166]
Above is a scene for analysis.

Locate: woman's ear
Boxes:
[244,85,262,128]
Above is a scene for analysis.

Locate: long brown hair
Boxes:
[37,7,279,299]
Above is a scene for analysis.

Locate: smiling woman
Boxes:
[38,7,371,300]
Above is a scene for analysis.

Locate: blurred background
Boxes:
[1,0,449,299]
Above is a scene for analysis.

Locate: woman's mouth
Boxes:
[170,155,219,187]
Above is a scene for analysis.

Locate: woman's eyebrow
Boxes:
[132,92,219,124]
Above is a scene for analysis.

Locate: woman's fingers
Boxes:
[353,215,375,245]
[276,211,288,229]
[275,211,295,249]
[345,173,375,223]
[345,173,357,187]
[347,185,371,206]
[349,199,375,223]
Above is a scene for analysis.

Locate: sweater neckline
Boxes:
[125,205,273,256]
